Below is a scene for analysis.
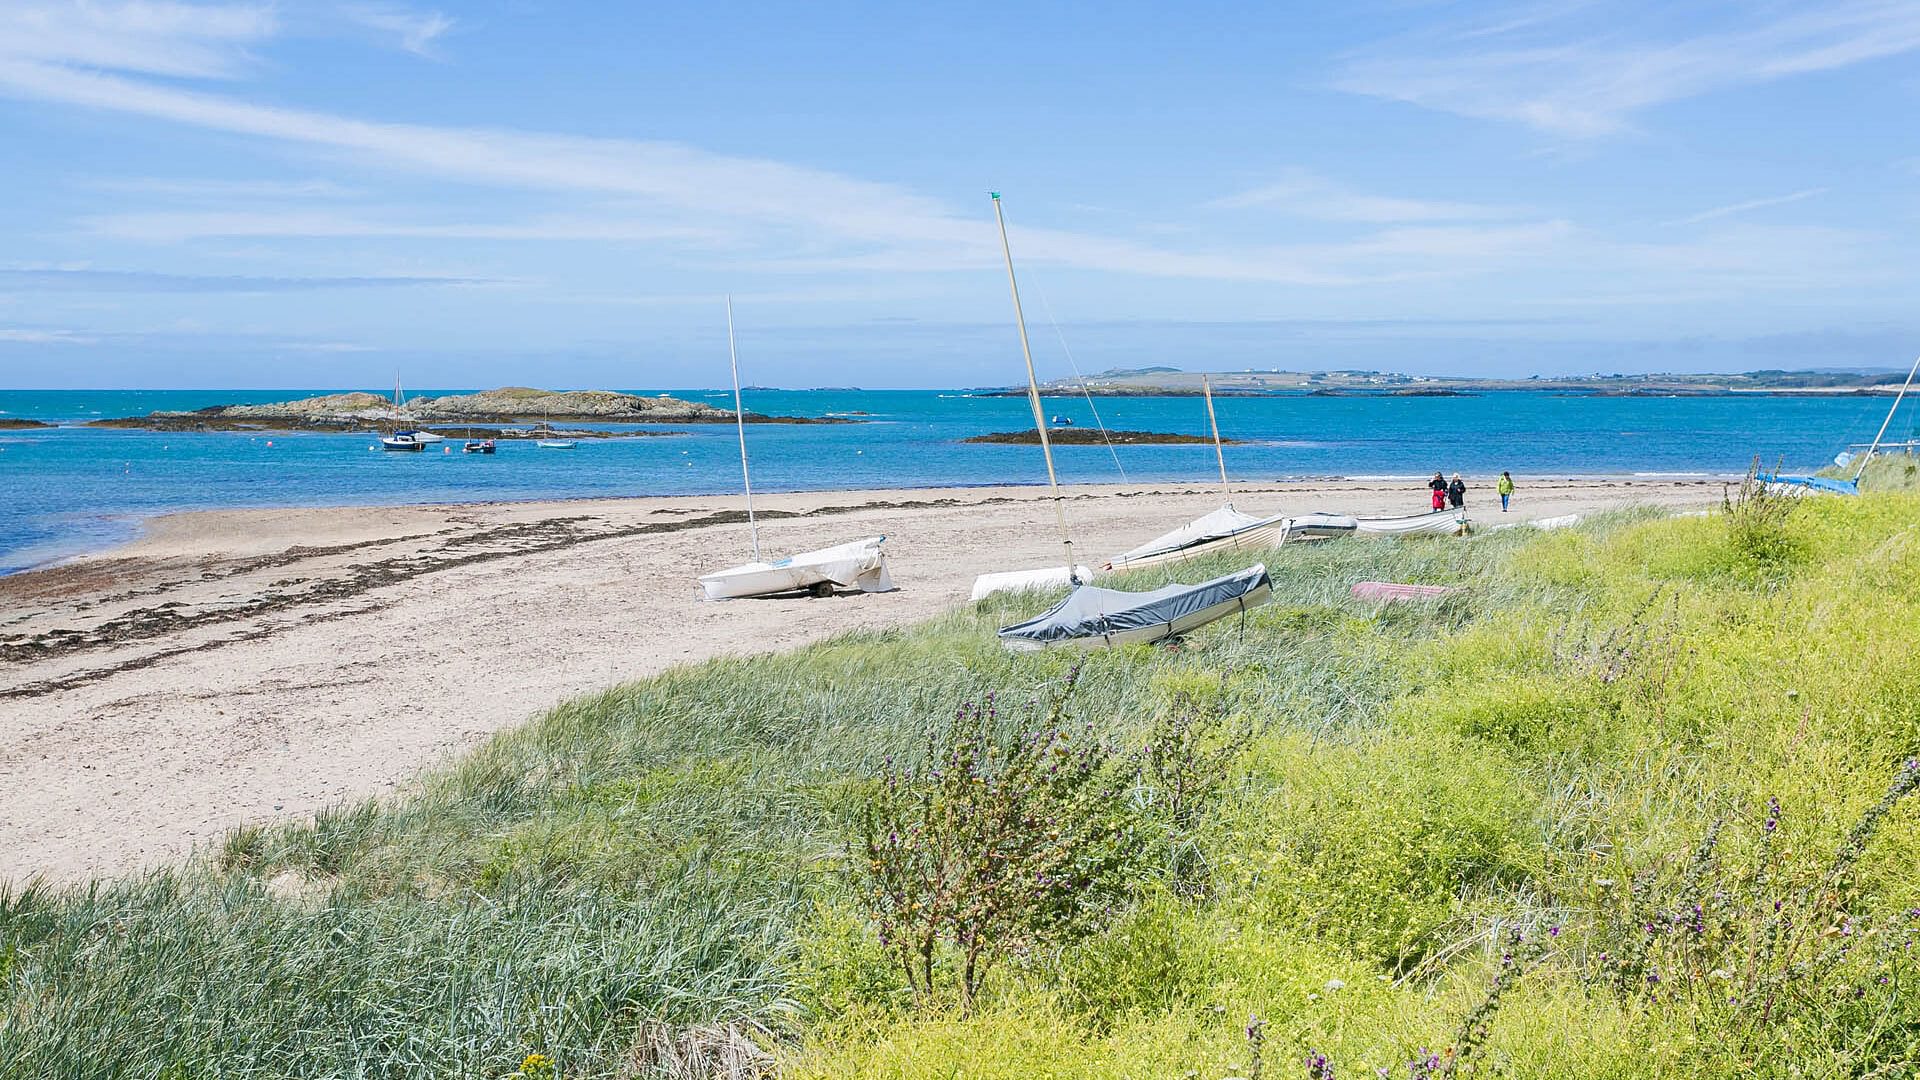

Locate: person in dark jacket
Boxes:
[1447,473,1466,509]
[1428,472,1447,512]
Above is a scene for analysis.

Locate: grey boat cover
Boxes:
[997,563,1272,650]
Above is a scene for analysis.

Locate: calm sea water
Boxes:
[0,388,1900,574]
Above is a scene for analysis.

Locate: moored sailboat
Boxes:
[379,377,425,451]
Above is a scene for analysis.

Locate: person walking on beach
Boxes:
[1447,473,1466,509]
[1497,471,1514,512]
[1429,472,1447,512]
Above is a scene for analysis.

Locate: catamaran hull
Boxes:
[700,536,895,600]
[1354,511,1470,537]
[998,564,1273,651]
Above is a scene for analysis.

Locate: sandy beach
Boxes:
[0,476,1720,883]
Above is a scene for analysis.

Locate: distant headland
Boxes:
[976,366,1910,398]
[85,387,854,434]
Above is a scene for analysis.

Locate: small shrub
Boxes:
[855,671,1138,1010]
[1722,462,1807,572]
[1138,689,1256,893]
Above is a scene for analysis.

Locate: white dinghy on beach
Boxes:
[700,535,894,600]
[1100,377,1355,573]
[696,298,895,600]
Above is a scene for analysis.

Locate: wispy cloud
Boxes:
[0,327,98,345]
[1334,1,1920,136]
[88,176,360,200]
[0,1,276,79]
[1667,187,1828,226]
[80,209,736,246]
[1211,168,1519,222]
[0,266,489,292]
[338,4,452,57]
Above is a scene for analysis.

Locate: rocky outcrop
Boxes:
[88,387,855,433]
[0,418,54,429]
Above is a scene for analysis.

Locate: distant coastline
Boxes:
[973,365,1911,398]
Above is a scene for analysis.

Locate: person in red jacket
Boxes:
[1428,472,1447,511]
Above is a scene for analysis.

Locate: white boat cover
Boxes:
[1111,505,1281,568]
[699,536,895,600]
[997,563,1272,651]
[970,565,1096,602]
[1284,512,1361,538]
[1107,505,1357,571]
[1484,513,1580,534]
[1354,511,1469,537]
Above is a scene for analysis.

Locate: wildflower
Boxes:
[1547,925,1561,938]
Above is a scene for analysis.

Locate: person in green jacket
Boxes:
[1497,471,1515,512]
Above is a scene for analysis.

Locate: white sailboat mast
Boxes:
[1855,352,1920,482]
[726,296,761,561]
[1203,374,1229,498]
[991,192,1076,578]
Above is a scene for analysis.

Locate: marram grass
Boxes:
[4,498,1919,1078]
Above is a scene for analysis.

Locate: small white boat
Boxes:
[970,564,1097,602]
[696,298,897,600]
[700,535,896,600]
[1104,505,1360,572]
[1354,510,1470,537]
[535,439,578,449]
[998,563,1272,651]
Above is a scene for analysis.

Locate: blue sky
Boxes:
[2,1,1919,389]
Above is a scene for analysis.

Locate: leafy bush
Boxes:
[856,672,1138,1010]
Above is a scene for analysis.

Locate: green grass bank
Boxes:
[4,490,1919,1078]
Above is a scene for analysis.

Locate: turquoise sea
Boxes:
[0,388,1903,575]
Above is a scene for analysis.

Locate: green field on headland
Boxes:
[4,486,1919,1078]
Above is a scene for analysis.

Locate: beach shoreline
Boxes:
[0,475,1721,884]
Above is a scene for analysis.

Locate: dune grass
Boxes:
[4,496,1919,1078]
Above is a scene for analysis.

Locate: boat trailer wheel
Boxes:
[808,581,835,598]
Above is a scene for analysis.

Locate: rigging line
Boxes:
[725,296,760,561]
[1024,269,1129,484]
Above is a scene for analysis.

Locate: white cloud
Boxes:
[81,209,738,245]
[0,1,276,79]
[0,327,99,344]
[1667,187,1828,226]
[339,4,452,57]
[1211,169,1519,222]
[1334,1,1920,136]
[89,176,361,199]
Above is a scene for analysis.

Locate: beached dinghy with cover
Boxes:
[1354,510,1470,537]
[697,298,896,600]
[998,563,1272,651]
[700,536,895,600]
[1104,506,1357,571]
